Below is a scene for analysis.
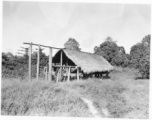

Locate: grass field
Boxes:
[1,67,149,118]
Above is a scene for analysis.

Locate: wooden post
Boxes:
[57,68,59,82]
[49,48,52,81]
[45,67,47,81]
[66,57,68,65]
[67,66,71,82]
[60,50,63,81]
[77,66,79,81]
[36,44,40,81]
[28,42,32,81]
[106,71,109,78]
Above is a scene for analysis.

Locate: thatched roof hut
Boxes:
[53,49,113,73]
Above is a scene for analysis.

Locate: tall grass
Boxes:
[1,67,149,118]
[1,80,92,117]
[59,67,149,118]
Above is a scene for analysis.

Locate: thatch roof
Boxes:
[53,49,113,73]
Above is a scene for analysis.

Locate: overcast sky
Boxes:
[2,1,151,55]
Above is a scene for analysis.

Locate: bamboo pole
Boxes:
[29,42,32,81]
[49,48,52,81]
[77,66,79,81]
[67,66,71,82]
[36,44,40,81]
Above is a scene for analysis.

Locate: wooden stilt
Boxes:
[106,72,109,78]
[57,68,60,82]
[77,66,79,81]
[49,48,52,81]
[36,44,40,81]
[60,51,63,82]
[67,67,71,82]
[66,57,68,65]
[28,42,32,81]
[45,67,47,81]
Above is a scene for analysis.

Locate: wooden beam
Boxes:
[29,42,32,81]
[24,42,64,49]
[36,44,40,81]
[67,67,71,82]
[49,48,52,81]
[52,65,76,68]
[17,52,24,55]
[77,66,79,81]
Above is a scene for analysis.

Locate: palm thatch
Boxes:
[53,49,113,73]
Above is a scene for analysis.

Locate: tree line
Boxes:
[64,36,150,79]
[2,50,48,79]
[94,35,150,79]
[2,35,150,79]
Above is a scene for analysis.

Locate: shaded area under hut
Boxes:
[52,49,113,82]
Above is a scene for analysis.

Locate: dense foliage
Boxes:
[2,49,48,79]
[130,35,150,78]
[94,35,150,79]
[64,38,81,51]
[94,37,129,67]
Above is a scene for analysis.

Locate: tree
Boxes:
[2,52,18,77]
[118,46,126,54]
[2,48,49,78]
[64,38,81,51]
[111,53,129,67]
[94,46,99,53]
[5,52,14,60]
[94,36,129,67]
[94,37,118,63]
[142,34,150,48]
[139,35,150,78]
[130,43,146,68]
[130,34,150,78]
[139,55,150,78]
[31,49,49,77]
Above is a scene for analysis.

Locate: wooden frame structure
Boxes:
[24,42,63,82]
[23,42,80,82]
[52,65,80,82]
